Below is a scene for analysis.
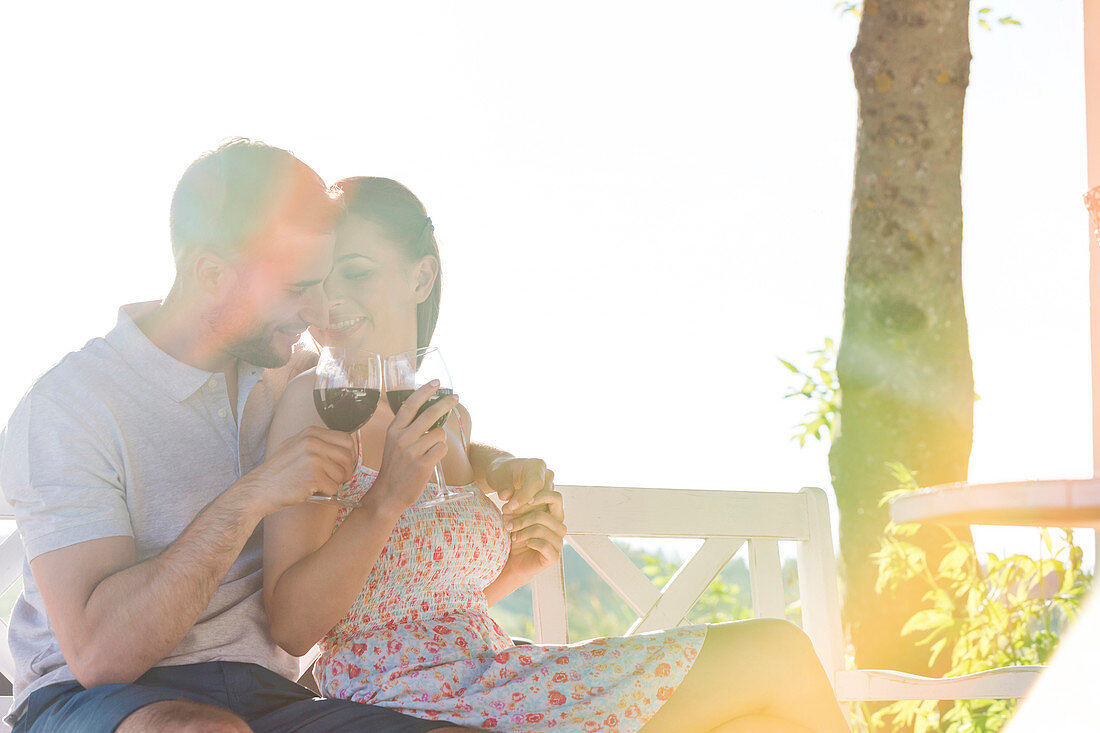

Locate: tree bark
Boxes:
[831,0,974,674]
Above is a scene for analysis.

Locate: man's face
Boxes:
[215,221,335,368]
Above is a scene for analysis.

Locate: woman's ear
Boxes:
[411,255,439,304]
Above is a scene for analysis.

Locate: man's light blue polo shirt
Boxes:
[0,302,315,724]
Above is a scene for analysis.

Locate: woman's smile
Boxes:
[317,313,370,345]
[329,315,366,331]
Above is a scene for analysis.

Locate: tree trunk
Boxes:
[831,0,974,674]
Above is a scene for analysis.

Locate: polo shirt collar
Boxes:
[105,302,220,403]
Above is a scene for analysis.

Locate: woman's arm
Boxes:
[456,405,568,606]
[483,494,567,606]
[262,371,398,655]
[262,374,456,655]
[484,562,532,607]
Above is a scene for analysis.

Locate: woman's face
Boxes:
[312,216,424,356]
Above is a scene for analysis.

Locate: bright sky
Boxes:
[0,1,1091,563]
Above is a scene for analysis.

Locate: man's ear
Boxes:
[411,255,439,304]
[193,253,233,296]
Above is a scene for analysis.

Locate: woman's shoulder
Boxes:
[274,367,322,424]
[284,366,318,394]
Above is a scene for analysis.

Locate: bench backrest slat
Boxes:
[532,485,842,678]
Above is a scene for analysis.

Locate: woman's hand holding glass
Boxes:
[382,347,477,506]
[307,345,476,509]
[370,381,460,515]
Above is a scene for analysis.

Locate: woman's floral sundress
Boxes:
[315,466,707,732]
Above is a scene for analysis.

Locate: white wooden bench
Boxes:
[529,485,1044,715]
[0,486,1045,729]
[0,522,22,731]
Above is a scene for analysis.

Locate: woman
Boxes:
[263,177,850,733]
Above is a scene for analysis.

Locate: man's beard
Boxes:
[226,325,295,368]
[205,301,303,369]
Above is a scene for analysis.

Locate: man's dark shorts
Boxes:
[13,661,455,733]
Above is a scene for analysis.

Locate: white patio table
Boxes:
[888,477,1100,568]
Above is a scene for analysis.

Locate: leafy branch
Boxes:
[779,338,840,447]
[833,2,1021,30]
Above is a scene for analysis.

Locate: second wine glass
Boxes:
[383,346,476,507]
[310,347,381,506]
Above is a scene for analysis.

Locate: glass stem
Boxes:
[452,407,469,453]
[433,461,447,496]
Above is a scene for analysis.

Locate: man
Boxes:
[0,140,556,732]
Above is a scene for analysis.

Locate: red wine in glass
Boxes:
[309,348,382,506]
[385,388,453,431]
[315,387,381,432]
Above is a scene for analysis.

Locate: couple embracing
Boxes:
[0,140,849,733]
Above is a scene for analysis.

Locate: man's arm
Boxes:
[27,425,355,688]
[470,441,553,515]
[31,485,264,687]
[461,405,547,510]
[468,441,513,491]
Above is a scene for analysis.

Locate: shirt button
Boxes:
[218,408,228,419]
[207,377,218,389]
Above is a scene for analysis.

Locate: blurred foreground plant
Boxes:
[855,463,1092,732]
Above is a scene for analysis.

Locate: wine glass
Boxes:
[383,347,476,507]
[309,347,382,506]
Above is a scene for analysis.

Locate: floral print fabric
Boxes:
[315,466,707,731]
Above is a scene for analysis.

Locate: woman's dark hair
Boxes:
[332,177,442,351]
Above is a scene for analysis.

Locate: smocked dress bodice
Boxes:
[315,465,706,732]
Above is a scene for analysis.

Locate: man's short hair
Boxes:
[169,138,334,267]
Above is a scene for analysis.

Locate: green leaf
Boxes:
[781,338,839,448]
[902,608,952,636]
[938,545,971,576]
[777,358,800,374]
[928,637,949,667]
